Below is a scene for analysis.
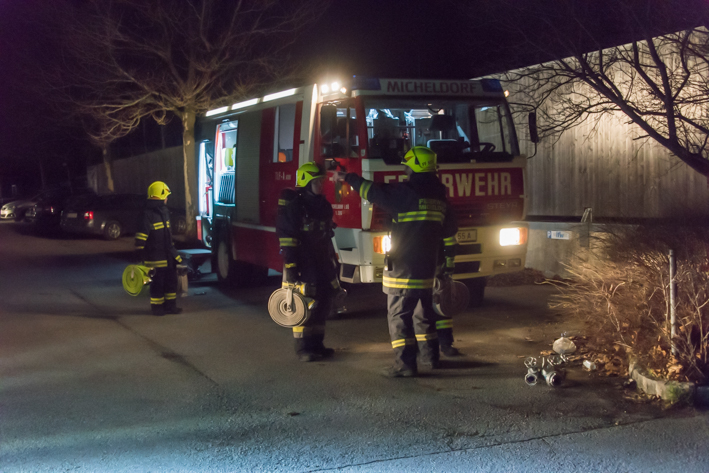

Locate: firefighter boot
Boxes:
[313,333,335,359]
[164,299,183,315]
[438,327,461,357]
[151,304,165,316]
[418,338,441,370]
[295,338,320,362]
[383,344,418,377]
[382,365,417,378]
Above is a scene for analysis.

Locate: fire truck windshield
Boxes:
[363,98,518,164]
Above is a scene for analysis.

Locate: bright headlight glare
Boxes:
[500,227,527,246]
[383,235,391,253]
[321,84,330,94]
[331,82,340,91]
[373,235,392,254]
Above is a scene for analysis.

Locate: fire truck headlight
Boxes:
[499,227,528,246]
[331,82,341,91]
[320,84,330,94]
[373,235,392,254]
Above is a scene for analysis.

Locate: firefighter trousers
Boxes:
[292,285,334,355]
[436,314,454,348]
[386,294,439,370]
[150,266,178,311]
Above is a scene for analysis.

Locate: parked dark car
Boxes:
[26,189,95,231]
[60,193,187,240]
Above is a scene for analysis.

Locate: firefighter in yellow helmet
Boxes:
[334,146,458,377]
[276,162,339,361]
[134,181,183,316]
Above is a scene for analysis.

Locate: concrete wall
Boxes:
[515,111,709,221]
[87,147,185,208]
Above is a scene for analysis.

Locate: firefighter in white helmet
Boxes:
[276,162,339,361]
[135,181,183,316]
[334,146,458,377]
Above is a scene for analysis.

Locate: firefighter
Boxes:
[135,181,183,316]
[434,238,463,357]
[335,146,458,377]
[276,162,339,362]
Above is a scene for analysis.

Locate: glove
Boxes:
[134,250,144,265]
[443,257,455,277]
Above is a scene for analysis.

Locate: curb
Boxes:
[629,359,709,406]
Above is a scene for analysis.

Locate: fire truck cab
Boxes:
[196,77,528,304]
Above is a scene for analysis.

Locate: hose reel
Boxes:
[268,286,316,327]
[432,277,470,317]
[122,265,153,297]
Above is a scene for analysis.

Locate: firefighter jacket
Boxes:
[134,199,182,268]
[344,171,458,296]
[276,188,338,288]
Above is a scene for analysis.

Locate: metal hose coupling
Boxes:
[542,368,563,387]
[524,357,540,386]
[525,356,565,387]
[525,368,540,386]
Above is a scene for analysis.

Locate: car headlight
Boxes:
[500,227,528,246]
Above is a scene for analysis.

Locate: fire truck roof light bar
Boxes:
[263,88,298,102]
[206,87,299,117]
[205,106,228,117]
[232,98,259,110]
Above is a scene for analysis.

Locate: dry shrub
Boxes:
[550,224,709,384]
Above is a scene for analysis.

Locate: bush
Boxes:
[550,224,709,384]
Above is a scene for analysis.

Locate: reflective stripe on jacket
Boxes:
[345,172,457,296]
[134,199,181,267]
[275,188,338,286]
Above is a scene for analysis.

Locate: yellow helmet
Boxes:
[402,146,437,173]
[296,162,325,188]
[147,181,171,200]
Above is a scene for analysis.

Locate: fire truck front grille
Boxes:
[456,244,482,255]
[455,261,480,274]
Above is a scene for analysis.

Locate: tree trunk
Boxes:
[102,145,115,193]
[181,109,198,242]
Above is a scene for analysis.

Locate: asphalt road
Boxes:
[1,221,708,472]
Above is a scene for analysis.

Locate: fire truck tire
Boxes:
[214,235,268,287]
[215,238,238,283]
[463,277,486,307]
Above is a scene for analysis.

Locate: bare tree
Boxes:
[49,0,328,238]
[462,0,709,175]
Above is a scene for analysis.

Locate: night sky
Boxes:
[0,0,704,196]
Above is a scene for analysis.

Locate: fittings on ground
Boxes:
[525,355,566,387]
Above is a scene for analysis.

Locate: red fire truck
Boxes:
[195,77,529,305]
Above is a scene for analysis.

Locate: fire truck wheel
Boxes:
[463,277,486,307]
[215,238,237,283]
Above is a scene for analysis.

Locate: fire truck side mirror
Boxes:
[528,112,539,144]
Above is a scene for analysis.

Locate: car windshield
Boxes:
[363,98,518,164]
